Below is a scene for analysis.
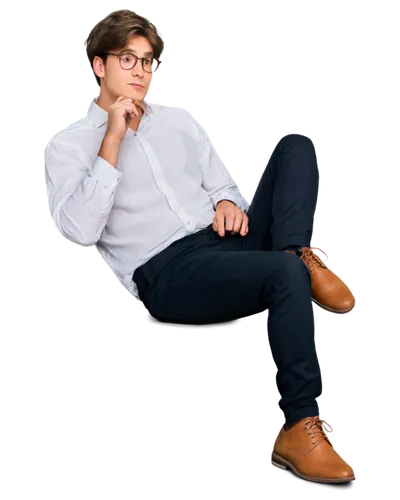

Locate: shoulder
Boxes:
[148,101,208,139]
[44,116,99,157]
[151,103,193,123]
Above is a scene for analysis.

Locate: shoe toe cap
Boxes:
[341,295,355,312]
[339,466,355,480]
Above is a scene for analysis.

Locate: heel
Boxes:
[271,451,288,470]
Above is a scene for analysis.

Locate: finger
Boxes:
[214,212,225,237]
[240,218,249,236]
[121,102,139,117]
[232,216,245,234]
[224,213,237,232]
[121,106,139,119]
[130,104,140,116]
[114,101,133,112]
[240,216,249,236]
[218,218,225,237]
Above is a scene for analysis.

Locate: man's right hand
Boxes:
[105,96,144,142]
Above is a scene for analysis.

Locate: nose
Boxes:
[132,59,146,76]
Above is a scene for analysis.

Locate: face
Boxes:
[94,35,154,110]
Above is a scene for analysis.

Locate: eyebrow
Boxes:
[119,48,154,57]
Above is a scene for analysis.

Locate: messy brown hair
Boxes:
[85,9,164,86]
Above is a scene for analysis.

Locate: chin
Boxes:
[129,85,145,98]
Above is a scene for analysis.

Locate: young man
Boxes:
[44,10,356,484]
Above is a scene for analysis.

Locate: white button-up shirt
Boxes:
[44,97,249,300]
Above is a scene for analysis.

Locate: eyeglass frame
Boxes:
[103,51,161,73]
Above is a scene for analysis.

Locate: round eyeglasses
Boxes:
[104,52,161,73]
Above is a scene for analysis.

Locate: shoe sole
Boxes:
[314,301,357,316]
[312,297,356,314]
[271,451,355,483]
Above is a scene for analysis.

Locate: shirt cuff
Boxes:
[89,155,122,189]
[214,195,249,213]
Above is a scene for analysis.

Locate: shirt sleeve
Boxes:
[187,111,250,213]
[44,134,122,246]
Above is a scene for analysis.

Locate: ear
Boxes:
[93,56,105,78]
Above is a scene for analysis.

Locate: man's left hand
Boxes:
[213,200,249,237]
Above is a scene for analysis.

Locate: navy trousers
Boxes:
[133,134,322,425]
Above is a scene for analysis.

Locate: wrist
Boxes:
[104,134,122,146]
[216,199,236,208]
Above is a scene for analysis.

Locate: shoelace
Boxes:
[304,417,333,446]
[300,247,329,273]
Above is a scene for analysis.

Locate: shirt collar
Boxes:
[88,96,152,128]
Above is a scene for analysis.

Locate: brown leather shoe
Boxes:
[272,416,355,483]
[298,247,355,313]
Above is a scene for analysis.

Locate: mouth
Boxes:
[129,84,144,89]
